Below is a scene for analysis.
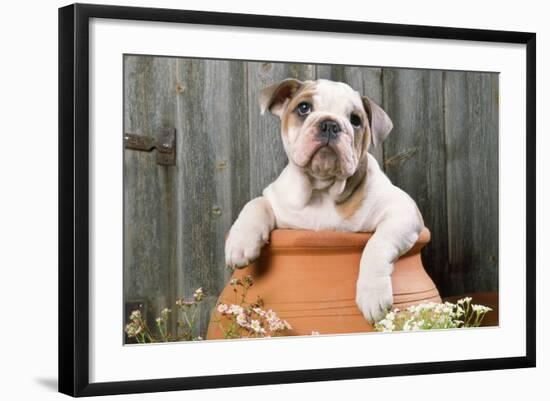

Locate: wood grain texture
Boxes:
[124,57,499,340]
[382,68,450,295]
[444,71,499,295]
[123,56,177,333]
[247,62,316,197]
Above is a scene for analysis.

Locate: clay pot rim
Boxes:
[266,227,431,249]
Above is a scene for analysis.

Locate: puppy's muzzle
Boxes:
[318,119,341,142]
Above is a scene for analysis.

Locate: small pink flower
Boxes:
[250,319,263,333]
[253,307,266,317]
[265,309,276,321]
[229,304,244,315]
[236,313,248,327]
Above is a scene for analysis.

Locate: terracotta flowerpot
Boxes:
[207,227,441,338]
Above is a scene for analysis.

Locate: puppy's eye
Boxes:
[297,102,312,116]
[350,113,362,128]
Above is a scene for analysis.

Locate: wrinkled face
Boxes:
[262,79,371,179]
[261,78,393,183]
[282,80,368,179]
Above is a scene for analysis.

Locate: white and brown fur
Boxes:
[225,78,423,322]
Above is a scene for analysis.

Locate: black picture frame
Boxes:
[58,3,536,397]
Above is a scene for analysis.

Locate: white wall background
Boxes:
[0,0,546,400]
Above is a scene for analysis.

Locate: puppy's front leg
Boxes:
[225,196,276,268]
[356,214,422,323]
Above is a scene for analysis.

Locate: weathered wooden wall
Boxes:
[123,56,499,340]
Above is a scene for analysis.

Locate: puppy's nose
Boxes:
[319,119,341,140]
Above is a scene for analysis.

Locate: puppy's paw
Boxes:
[225,225,270,269]
[356,275,393,323]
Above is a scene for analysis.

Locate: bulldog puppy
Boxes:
[225,78,423,323]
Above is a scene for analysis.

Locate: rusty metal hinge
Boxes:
[124,128,176,166]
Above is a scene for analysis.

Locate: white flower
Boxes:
[457,297,472,305]
[269,318,284,332]
[472,304,492,314]
[125,323,141,337]
[250,319,262,333]
[374,299,491,333]
[407,305,418,313]
[408,303,436,314]
[442,304,453,315]
[155,317,162,324]
[265,309,277,321]
[229,304,244,315]
[217,304,228,314]
[253,307,266,317]
[236,313,248,327]
[130,310,142,321]
[424,302,437,311]
[378,319,395,332]
[194,287,204,301]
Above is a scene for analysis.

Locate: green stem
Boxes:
[241,284,249,305]
[218,322,229,338]
[183,311,192,329]
[158,322,167,341]
[473,311,487,327]
[143,324,156,342]
[464,310,476,327]
[191,305,199,327]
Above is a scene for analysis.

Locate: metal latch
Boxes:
[124,128,176,166]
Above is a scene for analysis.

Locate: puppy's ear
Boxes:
[260,78,303,117]
[362,96,393,147]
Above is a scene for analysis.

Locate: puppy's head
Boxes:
[260,78,392,180]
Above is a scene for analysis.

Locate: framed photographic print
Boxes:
[58,3,536,397]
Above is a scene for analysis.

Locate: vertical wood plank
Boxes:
[444,71,499,295]
[228,62,252,227]
[382,68,450,295]
[315,64,385,165]
[175,58,249,336]
[174,58,212,337]
[124,56,500,340]
[247,62,316,197]
[123,55,177,334]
